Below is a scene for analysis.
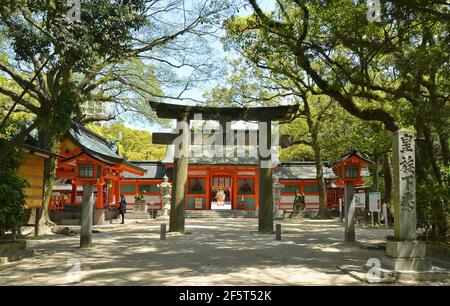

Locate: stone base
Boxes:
[382,255,432,271]
[273,210,284,220]
[393,269,450,282]
[157,215,170,221]
[341,263,450,283]
[93,210,105,225]
[361,264,450,282]
[386,240,426,258]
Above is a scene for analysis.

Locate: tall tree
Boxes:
[223,0,449,238]
[0,0,231,229]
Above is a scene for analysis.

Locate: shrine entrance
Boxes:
[210,175,233,210]
[149,101,300,233]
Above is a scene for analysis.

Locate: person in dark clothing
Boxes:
[293,190,306,214]
[119,195,127,224]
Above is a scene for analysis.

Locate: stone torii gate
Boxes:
[148,102,299,233]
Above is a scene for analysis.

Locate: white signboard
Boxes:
[369,192,381,212]
[353,191,366,208]
[211,201,232,210]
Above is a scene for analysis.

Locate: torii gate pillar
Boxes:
[258,120,274,233]
[169,115,190,233]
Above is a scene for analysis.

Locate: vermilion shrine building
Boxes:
[51,122,372,224]
[51,122,145,224]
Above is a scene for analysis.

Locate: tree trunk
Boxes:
[35,128,59,234]
[416,119,448,240]
[427,73,450,166]
[11,224,17,242]
[372,155,380,192]
[314,139,329,219]
[436,128,450,166]
[382,152,393,205]
[304,97,329,219]
[418,120,443,184]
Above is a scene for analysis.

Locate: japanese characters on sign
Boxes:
[399,133,415,213]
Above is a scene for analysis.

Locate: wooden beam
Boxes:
[153,131,294,148]
[148,101,299,121]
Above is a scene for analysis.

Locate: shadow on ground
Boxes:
[0,218,394,285]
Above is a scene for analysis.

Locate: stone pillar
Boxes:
[344,181,355,242]
[80,182,94,248]
[258,121,274,233]
[383,203,389,228]
[275,224,281,240]
[393,129,416,240]
[160,224,167,240]
[384,129,431,272]
[339,198,344,222]
[169,115,189,233]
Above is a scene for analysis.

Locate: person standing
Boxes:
[119,195,127,224]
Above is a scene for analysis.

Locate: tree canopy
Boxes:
[221,0,449,234]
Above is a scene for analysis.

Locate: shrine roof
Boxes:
[274,163,337,180]
[148,101,300,121]
[66,122,145,175]
[122,161,172,180]
[333,150,373,165]
[69,122,121,159]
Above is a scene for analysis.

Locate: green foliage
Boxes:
[88,122,166,161]
[43,82,82,139]
[417,179,450,239]
[223,0,449,239]
[318,104,392,161]
[0,145,28,234]
[202,58,283,107]
[1,0,148,69]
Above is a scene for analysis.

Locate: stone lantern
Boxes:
[272,176,284,218]
[157,175,172,218]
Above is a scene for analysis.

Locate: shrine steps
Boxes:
[185,210,257,218]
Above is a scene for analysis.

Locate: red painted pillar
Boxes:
[71,183,77,204]
[96,183,103,210]
[115,179,121,208]
[255,168,259,211]
[233,172,238,210]
[107,182,111,207]
[205,171,210,210]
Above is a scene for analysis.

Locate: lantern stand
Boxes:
[157,175,172,219]
[272,176,284,219]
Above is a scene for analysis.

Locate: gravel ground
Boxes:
[0,217,442,286]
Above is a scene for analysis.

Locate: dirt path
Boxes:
[0,218,395,285]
